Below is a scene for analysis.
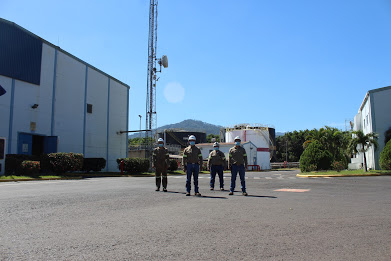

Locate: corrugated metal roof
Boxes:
[0,18,130,89]
[0,19,42,85]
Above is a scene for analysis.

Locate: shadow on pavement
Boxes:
[200,195,227,199]
[165,191,227,199]
[247,195,277,198]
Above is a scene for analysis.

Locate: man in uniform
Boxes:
[152,138,170,192]
[182,135,203,197]
[228,136,248,196]
[208,142,226,191]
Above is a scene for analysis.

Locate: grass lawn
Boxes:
[0,175,63,180]
[300,169,391,176]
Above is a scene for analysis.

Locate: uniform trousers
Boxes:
[155,167,167,189]
[186,163,199,193]
[210,165,224,189]
[230,164,246,192]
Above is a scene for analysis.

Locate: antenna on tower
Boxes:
[145,0,168,164]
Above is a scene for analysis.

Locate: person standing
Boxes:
[228,136,248,196]
[208,142,226,191]
[182,135,203,197]
[152,138,170,192]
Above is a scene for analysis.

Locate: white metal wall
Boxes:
[0,42,129,172]
[372,88,391,169]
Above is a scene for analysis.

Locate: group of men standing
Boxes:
[153,135,248,197]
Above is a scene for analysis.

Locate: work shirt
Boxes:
[208,150,226,168]
[182,145,203,166]
[152,147,170,169]
[229,146,248,166]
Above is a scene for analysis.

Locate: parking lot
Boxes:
[1,170,390,260]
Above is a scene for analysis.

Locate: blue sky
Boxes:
[2,0,391,133]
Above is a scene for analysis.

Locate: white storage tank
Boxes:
[225,124,273,170]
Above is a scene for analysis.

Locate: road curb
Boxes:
[0,177,83,182]
[296,173,391,178]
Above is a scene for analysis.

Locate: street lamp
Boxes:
[139,115,142,149]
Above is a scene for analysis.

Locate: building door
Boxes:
[18,134,58,155]
[18,133,32,155]
[44,136,58,154]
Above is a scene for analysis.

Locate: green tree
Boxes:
[348,130,378,172]
[304,126,351,167]
[206,134,220,143]
[379,139,391,170]
[299,140,333,172]
[128,137,154,147]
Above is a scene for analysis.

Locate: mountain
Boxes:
[128,119,223,139]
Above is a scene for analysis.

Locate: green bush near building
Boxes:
[380,139,391,170]
[299,141,333,172]
[117,158,150,173]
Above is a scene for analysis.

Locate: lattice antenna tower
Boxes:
[145,0,168,160]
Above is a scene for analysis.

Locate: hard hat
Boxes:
[213,142,219,147]
[189,135,196,141]
[234,136,241,141]
[157,138,164,143]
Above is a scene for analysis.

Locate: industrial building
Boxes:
[157,130,206,148]
[0,18,129,172]
[349,86,391,170]
[197,141,259,169]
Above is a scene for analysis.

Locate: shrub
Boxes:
[380,139,391,170]
[47,152,84,174]
[21,161,40,176]
[5,154,35,175]
[168,159,178,171]
[299,141,333,172]
[332,161,345,172]
[117,158,150,173]
[83,158,106,172]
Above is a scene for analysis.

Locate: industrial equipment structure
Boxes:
[221,124,276,170]
[157,130,207,149]
[145,0,168,161]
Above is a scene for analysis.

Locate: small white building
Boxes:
[349,86,391,170]
[197,141,260,169]
[0,18,129,172]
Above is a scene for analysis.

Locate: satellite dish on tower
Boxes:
[161,55,168,68]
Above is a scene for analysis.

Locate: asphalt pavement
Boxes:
[0,170,390,260]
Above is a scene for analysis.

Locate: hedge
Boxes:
[47,152,84,174]
[5,154,40,175]
[21,161,40,176]
[83,158,106,172]
[168,159,179,171]
[299,141,333,172]
[117,158,150,173]
[380,139,391,170]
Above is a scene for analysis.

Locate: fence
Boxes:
[271,162,300,169]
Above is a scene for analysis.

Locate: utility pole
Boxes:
[138,115,142,149]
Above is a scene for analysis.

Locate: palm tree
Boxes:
[349,130,378,171]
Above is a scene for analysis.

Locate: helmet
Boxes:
[213,142,219,147]
[157,138,164,143]
[234,136,241,141]
[189,135,196,141]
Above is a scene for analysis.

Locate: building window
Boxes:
[87,104,92,113]
[363,119,365,128]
